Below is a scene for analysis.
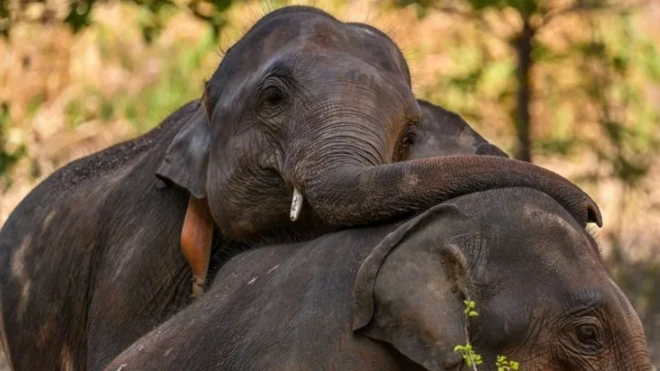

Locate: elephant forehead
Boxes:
[225,9,403,80]
[480,204,607,307]
[521,203,596,253]
[515,204,599,274]
[522,202,576,230]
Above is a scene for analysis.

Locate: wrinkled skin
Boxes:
[155,5,601,246]
[410,100,509,159]
[0,103,200,371]
[0,5,603,370]
[105,188,651,371]
[0,95,505,370]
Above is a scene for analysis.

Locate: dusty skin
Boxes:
[0,6,625,371]
[105,188,651,371]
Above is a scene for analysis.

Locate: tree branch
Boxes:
[428,3,510,42]
[540,0,646,28]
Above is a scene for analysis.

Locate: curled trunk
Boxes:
[304,155,602,228]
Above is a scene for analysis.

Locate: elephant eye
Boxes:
[261,86,285,108]
[574,323,604,352]
[576,324,597,343]
[257,76,290,117]
[392,123,417,162]
[401,123,418,148]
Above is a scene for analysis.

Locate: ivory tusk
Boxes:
[290,187,303,222]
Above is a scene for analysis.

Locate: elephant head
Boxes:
[352,187,651,371]
[409,100,509,160]
[156,5,601,245]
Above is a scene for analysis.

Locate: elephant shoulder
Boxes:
[0,99,198,269]
[42,99,198,198]
[2,100,198,229]
[108,225,401,369]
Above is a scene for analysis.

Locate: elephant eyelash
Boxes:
[401,124,418,146]
[392,124,418,162]
[261,86,286,107]
[259,74,289,93]
[258,62,295,93]
[255,78,291,123]
[259,77,290,102]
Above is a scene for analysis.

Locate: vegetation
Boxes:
[454,299,520,370]
[1,0,233,41]
[390,0,660,171]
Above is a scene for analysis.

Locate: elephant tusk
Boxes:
[290,187,303,222]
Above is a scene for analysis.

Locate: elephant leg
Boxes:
[181,196,213,297]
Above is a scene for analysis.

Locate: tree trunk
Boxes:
[514,15,535,163]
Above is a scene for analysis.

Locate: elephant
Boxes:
[153,5,601,243]
[104,188,652,371]
[154,4,601,297]
[410,100,509,159]
[0,94,510,371]
[0,5,603,371]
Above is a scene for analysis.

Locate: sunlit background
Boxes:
[1,0,659,367]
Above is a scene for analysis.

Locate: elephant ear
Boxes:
[156,104,210,198]
[409,99,509,160]
[353,203,472,371]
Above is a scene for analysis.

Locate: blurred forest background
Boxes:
[1,0,659,367]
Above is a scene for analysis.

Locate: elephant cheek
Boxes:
[205,191,259,241]
[203,167,238,237]
[203,160,291,241]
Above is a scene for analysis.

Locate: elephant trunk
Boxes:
[302,155,603,228]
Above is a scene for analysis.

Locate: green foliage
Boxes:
[0,103,25,185]
[64,0,97,33]
[392,0,660,189]
[464,300,479,317]
[127,26,217,133]
[0,0,11,37]
[454,298,483,369]
[454,299,521,370]
[497,355,520,371]
[1,0,233,43]
[454,343,484,367]
[84,25,216,134]
[25,93,46,119]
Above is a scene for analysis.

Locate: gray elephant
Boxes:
[104,188,651,371]
[152,5,599,295]
[0,5,602,371]
[411,100,509,159]
[153,5,600,247]
[0,95,507,371]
